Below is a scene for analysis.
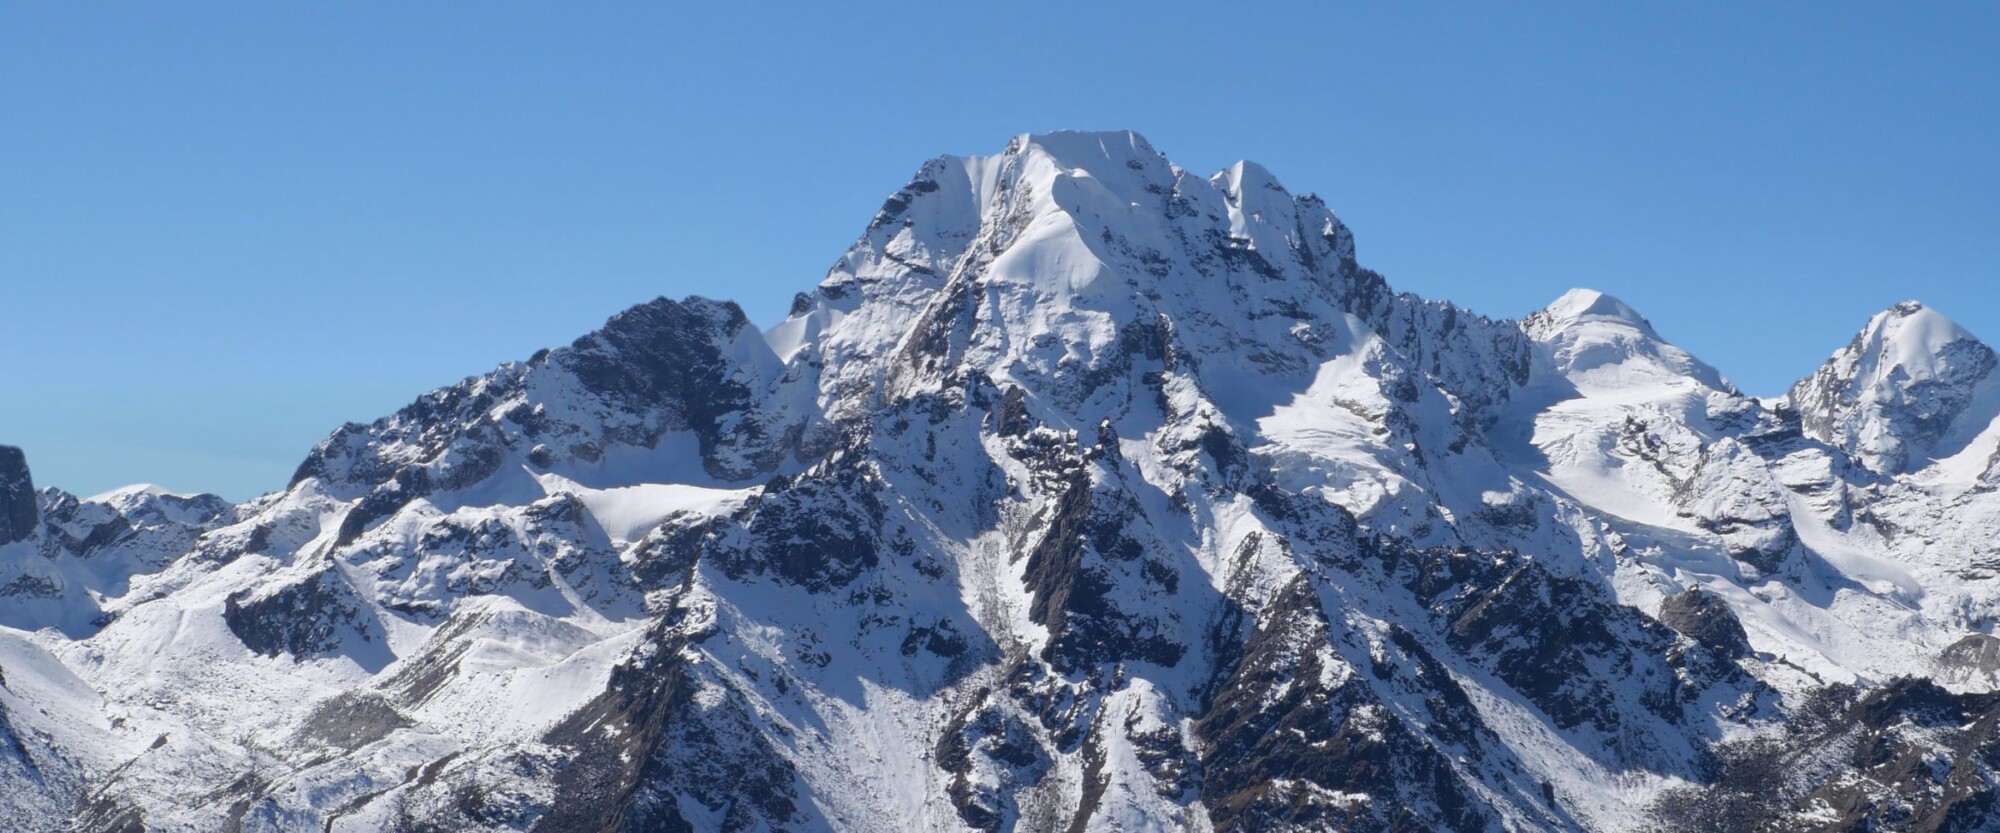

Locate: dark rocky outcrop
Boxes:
[719,465,884,591]
[223,567,382,660]
[1398,545,1757,777]
[1659,589,1753,658]
[293,295,776,548]
[0,446,36,545]
[1196,577,1490,832]
[1012,430,1184,673]
[1656,679,2000,832]
[534,614,818,833]
[561,296,766,475]
[936,688,1050,832]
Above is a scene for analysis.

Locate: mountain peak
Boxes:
[1539,288,1654,333]
[1858,300,1980,372]
[997,129,1170,183]
[1790,300,1998,474]
[1524,288,1728,392]
[1015,128,1157,157]
[1213,159,1287,197]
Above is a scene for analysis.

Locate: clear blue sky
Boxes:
[3,4,1994,500]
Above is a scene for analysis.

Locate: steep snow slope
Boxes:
[2,132,1998,832]
[1792,301,2000,476]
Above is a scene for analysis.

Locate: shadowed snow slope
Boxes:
[4,131,2000,832]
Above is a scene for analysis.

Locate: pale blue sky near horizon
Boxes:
[3,3,1995,501]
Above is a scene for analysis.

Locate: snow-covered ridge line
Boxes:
[4,130,1999,832]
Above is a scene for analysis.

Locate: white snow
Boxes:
[532,469,755,544]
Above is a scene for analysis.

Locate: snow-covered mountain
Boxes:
[5,130,2000,832]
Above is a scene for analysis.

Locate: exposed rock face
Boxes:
[1196,576,1490,832]
[1939,634,2000,676]
[223,566,382,660]
[0,446,34,545]
[1659,589,1753,659]
[1655,680,2000,832]
[5,131,2000,832]
[291,294,777,548]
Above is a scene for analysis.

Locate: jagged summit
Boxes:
[1789,298,1998,474]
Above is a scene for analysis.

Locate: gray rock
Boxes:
[1938,633,2000,676]
[1659,589,1752,658]
[0,446,36,545]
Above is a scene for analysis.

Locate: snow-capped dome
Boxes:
[1539,288,1656,334]
[1523,287,1729,393]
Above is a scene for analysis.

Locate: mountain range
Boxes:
[5,130,1999,832]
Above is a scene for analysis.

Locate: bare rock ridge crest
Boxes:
[3,130,1999,832]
